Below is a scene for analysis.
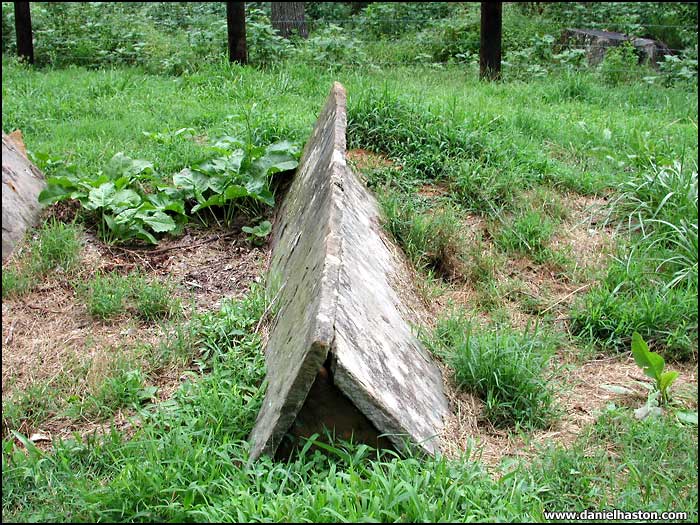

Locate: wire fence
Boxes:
[2,2,697,79]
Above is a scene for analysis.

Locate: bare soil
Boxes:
[2,223,268,444]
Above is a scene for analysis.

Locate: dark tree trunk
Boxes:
[480,2,502,81]
[271,2,308,39]
[14,2,33,64]
[227,2,247,64]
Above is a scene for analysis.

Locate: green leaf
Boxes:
[139,211,177,233]
[207,174,229,195]
[38,185,73,205]
[147,194,186,216]
[105,152,153,179]
[191,194,225,213]
[224,185,250,200]
[244,177,266,195]
[253,150,298,178]
[254,220,272,236]
[659,371,679,394]
[114,208,139,225]
[173,168,209,193]
[112,189,142,208]
[86,182,117,211]
[256,189,275,207]
[212,136,245,151]
[631,332,664,383]
[676,410,698,425]
[132,225,158,245]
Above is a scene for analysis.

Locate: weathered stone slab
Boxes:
[2,131,46,261]
[561,28,671,67]
[248,82,449,461]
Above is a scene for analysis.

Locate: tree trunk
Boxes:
[480,2,502,81]
[227,2,247,64]
[14,2,34,64]
[271,2,308,39]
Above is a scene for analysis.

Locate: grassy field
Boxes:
[2,2,698,522]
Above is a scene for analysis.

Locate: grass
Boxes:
[379,192,465,281]
[2,291,696,522]
[494,210,555,259]
[83,272,131,320]
[427,313,559,430]
[1,268,31,299]
[29,219,82,274]
[1,220,83,298]
[571,162,698,361]
[1,15,698,521]
[82,271,180,322]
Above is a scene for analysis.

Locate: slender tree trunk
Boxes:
[271,2,308,39]
[227,2,247,64]
[14,2,33,64]
[480,2,502,80]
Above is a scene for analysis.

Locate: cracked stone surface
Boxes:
[248,82,449,462]
[2,132,46,261]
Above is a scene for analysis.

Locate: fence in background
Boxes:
[4,2,698,81]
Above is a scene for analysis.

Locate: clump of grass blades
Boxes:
[570,252,698,361]
[30,219,82,274]
[494,210,557,263]
[82,272,181,322]
[427,313,558,430]
[1,268,31,299]
[131,275,180,322]
[379,192,466,281]
[83,272,132,320]
[347,89,484,181]
[573,161,698,360]
[610,162,698,290]
[1,220,82,299]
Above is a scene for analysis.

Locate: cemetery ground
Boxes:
[2,56,698,521]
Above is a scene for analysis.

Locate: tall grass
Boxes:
[427,313,559,430]
[572,162,698,360]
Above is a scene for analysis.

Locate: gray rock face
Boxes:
[248,82,449,461]
[2,132,46,261]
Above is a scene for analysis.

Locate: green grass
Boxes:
[379,192,465,281]
[571,162,698,360]
[131,274,180,322]
[81,271,181,322]
[29,219,83,274]
[494,210,555,259]
[2,291,696,522]
[1,220,83,299]
[426,313,559,430]
[1,268,31,299]
[2,18,698,520]
[82,272,132,320]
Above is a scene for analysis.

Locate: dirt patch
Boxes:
[417,182,451,198]
[346,148,396,171]
[2,224,268,442]
[438,352,698,471]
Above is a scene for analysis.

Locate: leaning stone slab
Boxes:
[248,82,449,461]
[2,131,46,261]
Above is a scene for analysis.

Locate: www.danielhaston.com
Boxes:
[543,509,689,521]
